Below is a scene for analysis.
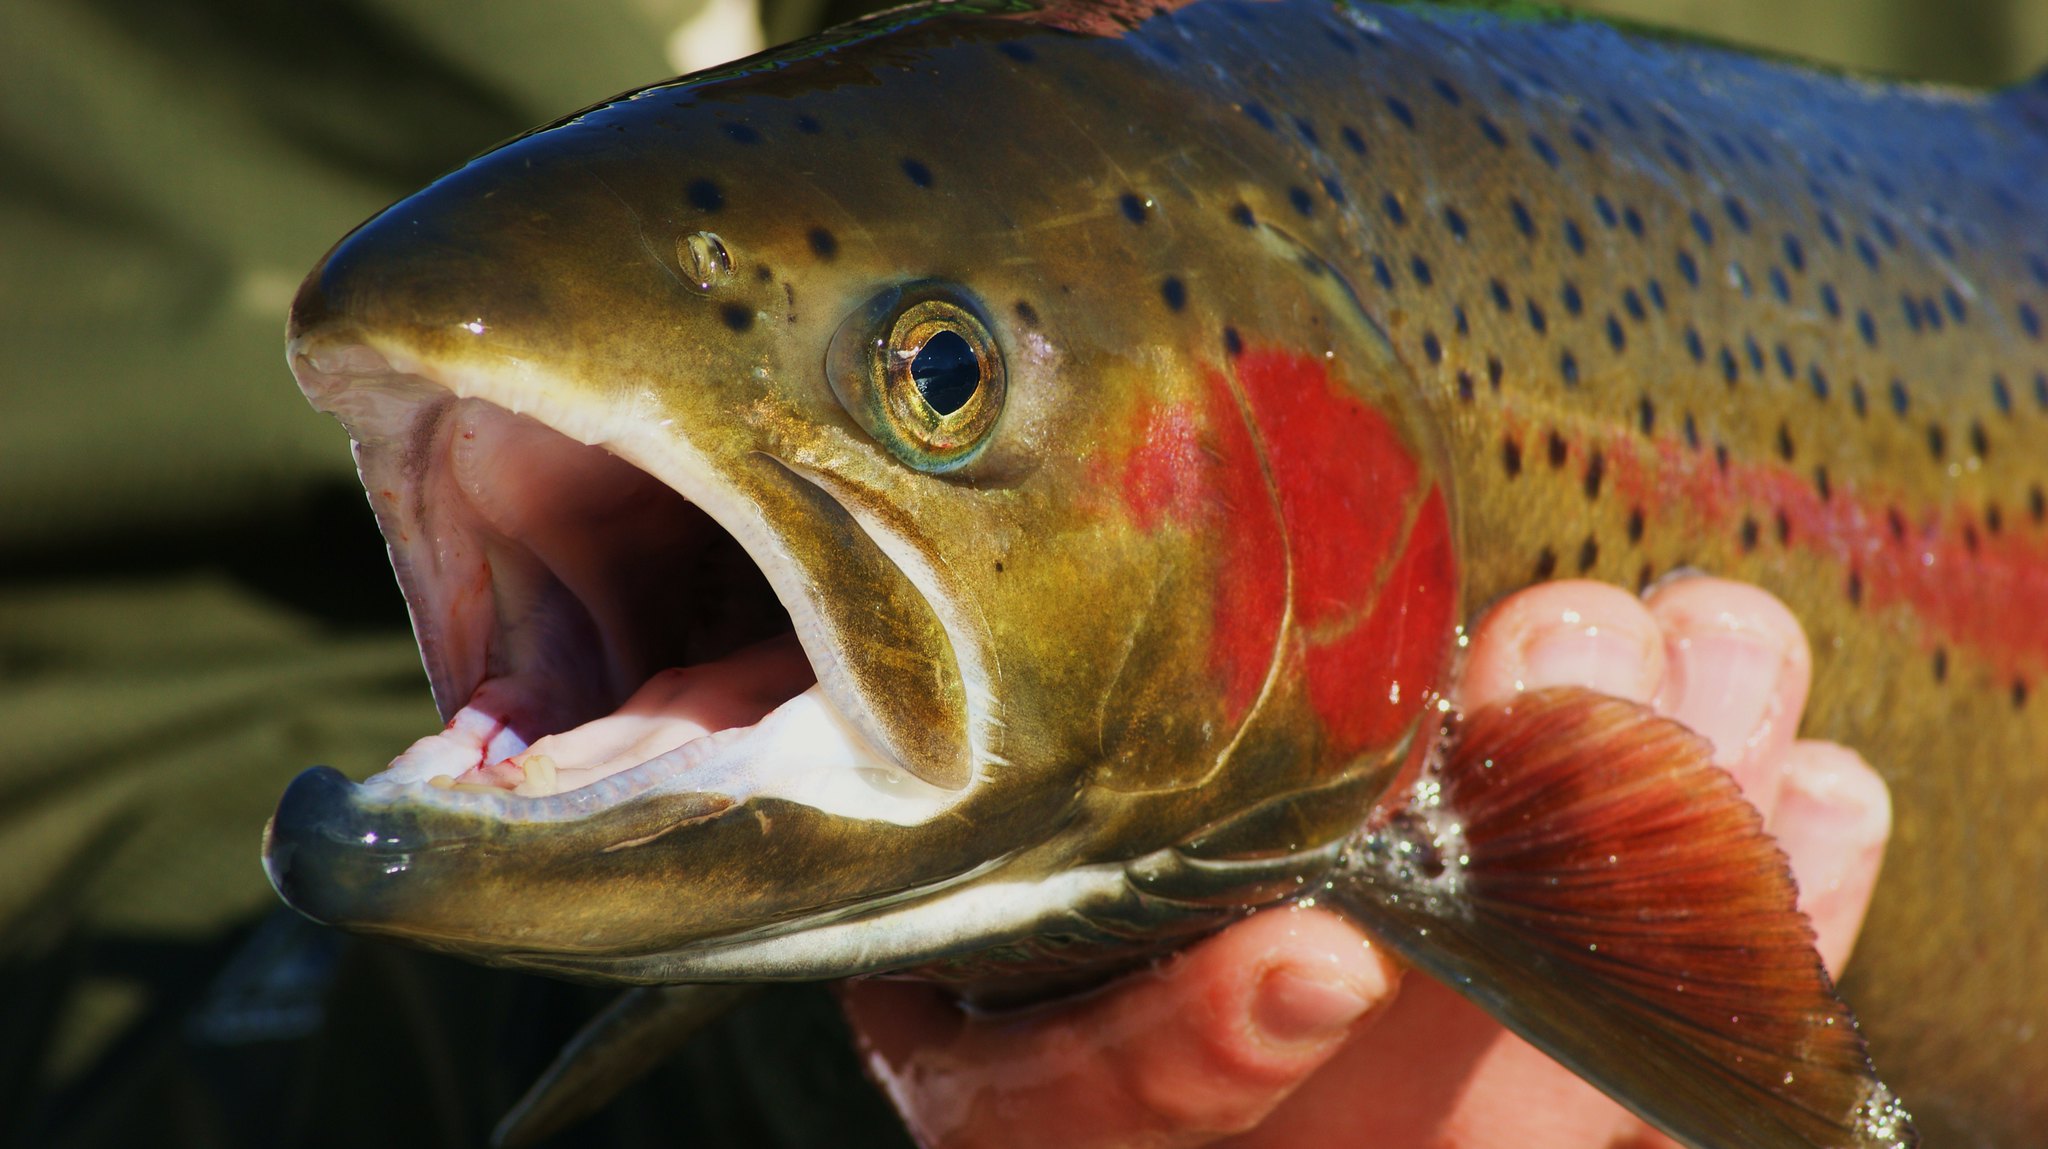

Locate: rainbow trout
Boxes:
[262,1,2048,1144]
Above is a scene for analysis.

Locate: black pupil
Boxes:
[910,329,981,416]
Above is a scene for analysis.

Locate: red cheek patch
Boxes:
[1112,349,1458,752]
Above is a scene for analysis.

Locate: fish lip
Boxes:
[283,331,966,821]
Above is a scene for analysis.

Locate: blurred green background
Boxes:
[0,1,2041,1146]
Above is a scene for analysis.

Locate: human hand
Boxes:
[839,577,1893,1149]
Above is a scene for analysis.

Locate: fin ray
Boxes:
[1328,687,1916,1149]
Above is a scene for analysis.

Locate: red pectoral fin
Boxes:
[1328,687,1917,1149]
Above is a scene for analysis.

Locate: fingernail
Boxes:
[1253,965,1373,1045]
[1665,633,1783,766]
[1521,617,1660,702]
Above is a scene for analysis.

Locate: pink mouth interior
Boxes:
[380,399,814,797]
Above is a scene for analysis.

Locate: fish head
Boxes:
[265,1,1461,988]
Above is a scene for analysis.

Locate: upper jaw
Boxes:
[283,332,968,827]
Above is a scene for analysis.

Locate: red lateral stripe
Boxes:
[1592,425,2048,678]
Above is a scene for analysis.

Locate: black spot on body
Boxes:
[1777,423,1795,461]
[807,228,838,259]
[1547,430,1567,468]
[1224,326,1243,356]
[1560,350,1579,385]
[1444,206,1468,240]
[1928,423,1947,460]
[1160,277,1187,311]
[1231,202,1256,228]
[1410,255,1433,286]
[795,114,822,134]
[1740,516,1760,551]
[1386,96,1415,129]
[1479,116,1508,147]
[1382,193,1407,226]
[1637,395,1655,434]
[1534,547,1558,578]
[1289,186,1314,216]
[1342,125,1368,155]
[1014,300,1039,326]
[1677,250,1699,287]
[687,179,724,211]
[901,158,934,187]
[1583,450,1604,499]
[1858,311,1878,347]
[1933,648,1949,683]
[1607,315,1626,352]
[998,41,1035,63]
[1489,279,1511,312]
[1432,76,1462,105]
[1502,436,1523,477]
[722,121,761,144]
[1120,193,1148,224]
[1422,332,1443,364]
[1577,535,1599,572]
[1243,103,1276,131]
[1561,282,1583,315]
[1528,301,1548,335]
[720,303,753,333]
[1511,198,1536,237]
[1848,570,1864,605]
[1627,507,1645,543]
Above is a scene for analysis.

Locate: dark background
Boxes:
[1,1,2041,1145]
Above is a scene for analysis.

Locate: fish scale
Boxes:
[261,1,2046,1144]
[1231,6,2048,1139]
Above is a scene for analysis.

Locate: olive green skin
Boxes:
[282,4,1442,979]
[277,1,2047,1142]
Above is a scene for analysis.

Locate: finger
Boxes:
[842,906,1396,1149]
[1766,740,1892,975]
[1456,580,1666,709]
[1644,577,1812,820]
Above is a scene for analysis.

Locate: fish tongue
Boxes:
[1328,687,1917,1149]
[463,632,817,795]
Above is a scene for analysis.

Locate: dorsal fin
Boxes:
[1329,688,1917,1149]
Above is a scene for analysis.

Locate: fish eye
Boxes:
[827,283,1006,472]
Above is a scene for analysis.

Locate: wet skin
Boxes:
[844,577,1892,1148]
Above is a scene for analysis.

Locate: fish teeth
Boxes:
[514,754,561,798]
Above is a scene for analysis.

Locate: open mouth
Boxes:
[376,396,816,800]
[292,342,964,825]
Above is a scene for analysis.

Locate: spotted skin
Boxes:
[277,0,2045,1141]
[1183,5,2048,1139]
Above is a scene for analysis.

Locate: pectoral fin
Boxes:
[1328,687,1916,1149]
[492,983,758,1148]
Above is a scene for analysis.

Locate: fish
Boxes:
[259,0,2048,1144]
